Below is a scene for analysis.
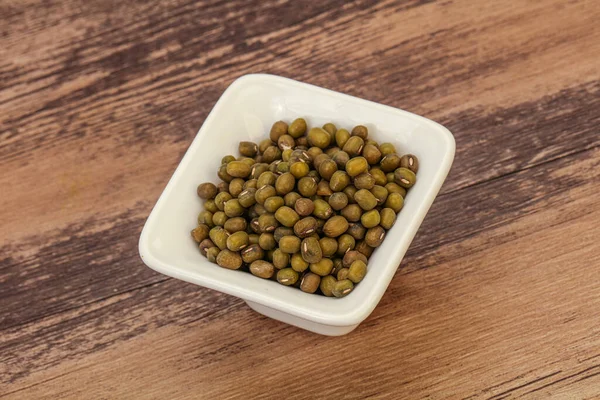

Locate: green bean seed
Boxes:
[345,157,368,177]
[313,199,333,220]
[291,252,309,272]
[197,182,218,199]
[258,233,276,250]
[385,182,407,197]
[275,206,300,227]
[341,204,363,222]
[365,226,386,248]
[250,260,275,278]
[294,198,315,216]
[258,213,278,233]
[224,199,244,217]
[379,208,396,230]
[332,279,354,298]
[279,235,302,253]
[204,199,219,213]
[212,211,228,226]
[277,268,299,285]
[222,155,236,164]
[348,259,367,283]
[310,258,334,276]
[300,272,321,294]
[320,275,337,297]
[347,223,366,240]
[197,210,214,227]
[272,249,290,269]
[313,153,330,170]
[263,196,285,213]
[328,192,348,211]
[318,159,338,181]
[400,154,419,173]
[385,192,404,213]
[335,128,351,148]
[290,161,310,178]
[380,153,401,172]
[370,167,387,186]
[294,217,318,238]
[226,161,251,178]
[262,146,282,163]
[319,237,338,257]
[337,268,350,281]
[394,167,417,188]
[239,141,258,157]
[298,176,318,197]
[191,224,210,243]
[288,118,307,138]
[215,192,232,211]
[270,121,289,142]
[337,233,355,255]
[342,136,364,157]
[332,150,350,169]
[241,244,264,263]
[354,189,378,211]
[216,249,242,270]
[323,215,349,237]
[370,185,388,205]
[322,123,337,136]
[238,188,257,208]
[353,172,375,190]
[307,127,331,149]
[362,144,382,165]
[379,143,396,155]
[329,171,351,192]
[209,226,229,250]
[228,178,244,197]
[361,209,381,228]
[227,231,249,251]
[351,125,368,140]
[278,134,295,151]
[301,236,322,263]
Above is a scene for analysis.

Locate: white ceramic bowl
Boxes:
[139,74,455,336]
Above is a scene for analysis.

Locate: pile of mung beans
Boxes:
[191,119,418,298]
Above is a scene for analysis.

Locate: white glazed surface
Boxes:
[139,74,455,335]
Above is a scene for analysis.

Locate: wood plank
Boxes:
[2,147,599,398]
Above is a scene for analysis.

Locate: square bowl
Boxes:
[139,74,455,336]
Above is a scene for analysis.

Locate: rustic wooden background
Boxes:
[2,0,599,398]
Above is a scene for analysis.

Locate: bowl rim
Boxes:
[139,73,455,326]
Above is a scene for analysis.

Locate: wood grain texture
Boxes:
[1,0,599,398]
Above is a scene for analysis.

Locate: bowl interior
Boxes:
[139,74,454,326]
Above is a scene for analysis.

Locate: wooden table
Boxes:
[2,0,599,398]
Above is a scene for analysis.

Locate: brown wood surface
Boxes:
[1,0,600,398]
